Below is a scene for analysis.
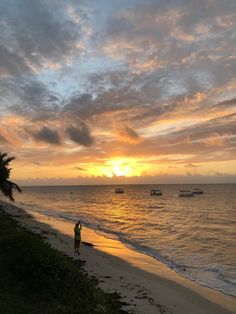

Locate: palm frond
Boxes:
[0,152,21,201]
[8,180,22,193]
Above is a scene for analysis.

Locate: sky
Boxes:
[0,0,236,185]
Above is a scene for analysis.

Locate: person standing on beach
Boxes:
[74,221,82,254]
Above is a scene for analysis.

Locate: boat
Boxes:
[150,189,162,196]
[115,188,124,194]
[179,190,194,197]
[192,188,204,194]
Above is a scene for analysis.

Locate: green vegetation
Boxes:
[0,208,128,314]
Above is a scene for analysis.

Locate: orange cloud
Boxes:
[203,132,232,147]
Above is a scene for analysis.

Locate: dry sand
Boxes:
[2,200,236,314]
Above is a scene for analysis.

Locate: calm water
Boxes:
[12,184,236,296]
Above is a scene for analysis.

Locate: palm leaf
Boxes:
[0,152,21,201]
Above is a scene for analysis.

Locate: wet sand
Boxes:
[2,200,236,314]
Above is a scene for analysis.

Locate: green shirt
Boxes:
[74,225,82,240]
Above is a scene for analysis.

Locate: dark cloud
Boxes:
[211,97,236,110]
[63,84,144,121]
[4,78,60,119]
[122,125,139,141]
[74,166,86,171]
[63,93,94,119]
[0,44,30,77]
[0,0,84,120]
[0,0,82,75]
[63,65,194,125]
[64,61,233,128]
[21,81,59,108]
[179,0,236,33]
[31,126,61,145]
[174,113,236,143]
[101,0,236,98]
[116,124,140,143]
[66,123,94,146]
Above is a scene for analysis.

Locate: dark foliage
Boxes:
[0,208,129,314]
[0,152,22,201]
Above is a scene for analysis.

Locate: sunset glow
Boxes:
[84,158,149,178]
[0,0,235,185]
[105,158,148,178]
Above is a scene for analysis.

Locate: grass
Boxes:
[0,207,128,314]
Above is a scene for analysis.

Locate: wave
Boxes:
[54,211,236,297]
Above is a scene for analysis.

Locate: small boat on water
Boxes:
[179,190,194,197]
[115,188,124,194]
[192,188,204,195]
[150,189,162,196]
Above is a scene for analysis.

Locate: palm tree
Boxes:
[0,152,22,201]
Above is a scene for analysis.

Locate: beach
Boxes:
[2,200,236,314]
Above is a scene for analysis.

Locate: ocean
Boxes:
[12,183,236,297]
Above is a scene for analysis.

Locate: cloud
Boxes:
[0,0,84,75]
[185,163,198,168]
[97,111,236,164]
[63,93,94,119]
[186,171,202,177]
[202,132,232,147]
[0,78,61,124]
[115,124,140,144]
[0,44,30,78]
[101,0,236,97]
[16,172,236,186]
[31,126,61,145]
[211,97,236,110]
[160,113,236,149]
[74,166,86,171]
[179,0,236,34]
[0,133,7,143]
[102,2,200,62]
[0,0,235,183]
[0,116,25,148]
[66,123,94,146]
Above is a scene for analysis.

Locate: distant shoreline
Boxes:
[16,182,236,188]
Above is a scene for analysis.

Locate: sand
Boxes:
[1,200,236,314]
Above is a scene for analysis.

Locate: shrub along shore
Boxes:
[0,207,128,314]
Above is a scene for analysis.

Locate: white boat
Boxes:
[179,190,194,197]
[150,189,162,196]
[115,188,124,194]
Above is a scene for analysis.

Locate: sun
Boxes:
[111,163,131,177]
[85,157,150,178]
[104,157,147,177]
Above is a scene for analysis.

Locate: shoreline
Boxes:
[83,224,235,299]
[2,200,236,314]
[14,201,235,299]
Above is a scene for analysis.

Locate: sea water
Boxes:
[11,184,236,296]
